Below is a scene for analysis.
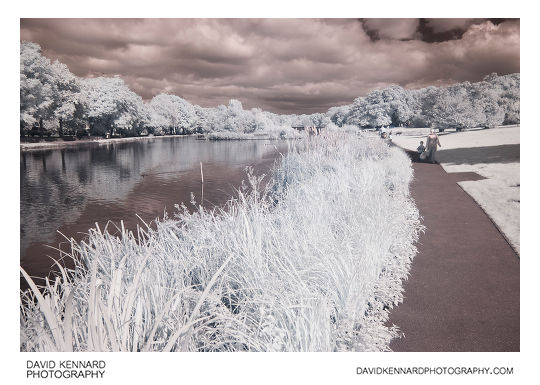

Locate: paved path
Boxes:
[387,151,520,351]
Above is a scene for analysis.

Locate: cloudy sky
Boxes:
[20,18,520,114]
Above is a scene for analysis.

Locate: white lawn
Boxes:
[392,125,520,255]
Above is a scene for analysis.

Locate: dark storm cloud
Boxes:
[362,18,421,40]
[419,18,516,43]
[20,18,520,114]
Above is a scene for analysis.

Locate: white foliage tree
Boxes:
[81,76,146,136]
[20,42,56,129]
[20,41,84,134]
[148,94,198,134]
[345,95,391,128]
[344,85,419,128]
[328,105,351,127]
[480,73,520,125]
[51,61,86,133]
[428,85,481,130]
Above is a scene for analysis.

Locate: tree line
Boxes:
[20,41,520,138]
[328,73,519,130]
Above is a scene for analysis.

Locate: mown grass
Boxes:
[20,132,422,352]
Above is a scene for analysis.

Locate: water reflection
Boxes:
[20,137,287,286]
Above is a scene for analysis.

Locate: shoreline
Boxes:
[20,133,300,151]
[20,134,192,152]
[22,124,518,152]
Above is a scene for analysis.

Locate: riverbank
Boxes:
[20,134,190,151]
[21,133,422,352]
[20,131,302,151]
[20,137,288,293]
[205,129,302,141]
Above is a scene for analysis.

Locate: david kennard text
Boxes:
[27,360,106,379]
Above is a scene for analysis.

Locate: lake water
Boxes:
[20,137,288,288]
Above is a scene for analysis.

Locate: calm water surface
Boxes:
[20,137,288,287]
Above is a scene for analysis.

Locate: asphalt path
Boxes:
[387,150,520,351]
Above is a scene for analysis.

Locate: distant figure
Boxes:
[426,129,442,163]
[417,141,425,154]
[418,140,427,161]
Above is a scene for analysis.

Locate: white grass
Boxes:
[393,125,520,255]
[205,127,302,141]
[392,125,520,150]
[20,133,422,352]
[444,162,520,254]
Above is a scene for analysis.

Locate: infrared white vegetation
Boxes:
[20,133,422,352]
[21,41,519,139]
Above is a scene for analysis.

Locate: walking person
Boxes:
[426,129,442,163]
